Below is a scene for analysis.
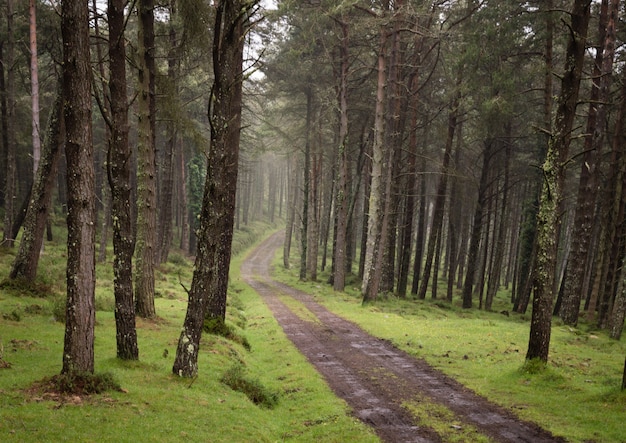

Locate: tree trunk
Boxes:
[108,0,138,360]
[2,0,16,247]
[61,0,96,375]
[380,6,405,295]
[29,0,41,176]
[9,88,63,281]
[299,87,312,280]
[177,136,189,253]
[284,154,297,268]
[92,0,111,264]
[306,115,320,281]
[515,0,554,315]
[446,125,464,302]
[333,20,349,291]
[561,0,618,326]
[486,136,511,311]
[397,120,416,296]
[526,0,591,363]
[362,23,388,303]
[135,0,157,318]
[462,140,493,309]
[157,4,179,265]
[411,142,427,295]
[418,92,458,300]
[173,0,254,378]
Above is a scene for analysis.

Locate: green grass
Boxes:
[272,256,626,443]
[403,394,492,443]
[4,222,625,442]
[0,222,378,443]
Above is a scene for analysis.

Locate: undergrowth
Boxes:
[0,221,379,442]
[46,371,122,395]
[204,317,251,351]
[220,363,279,409]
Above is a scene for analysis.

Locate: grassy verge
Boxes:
[272,253,626,443]
[0,221,377,442]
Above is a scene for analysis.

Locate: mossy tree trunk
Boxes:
[526,0,591,363]
[173,0,257,378]
[514,0,554,315]
[9,87,62,281]
[108,0,138,361]
[332,20,349,292]
[361,20,388,303]
[61,0,96,375]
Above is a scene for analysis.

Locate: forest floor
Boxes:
[241,231,566,443]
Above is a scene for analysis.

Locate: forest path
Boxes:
[240,231,564,443]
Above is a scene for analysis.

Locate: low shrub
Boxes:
[220,364,279,409]
[204,318,251,351]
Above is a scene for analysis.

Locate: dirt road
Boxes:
[241,232,565,443]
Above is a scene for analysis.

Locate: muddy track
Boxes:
[241,232,565,443]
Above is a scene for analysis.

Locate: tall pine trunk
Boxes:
[9,87,62,281]
[135,0,157,318]
[29,0,40,175]
[332,20,349,292]
[362,23,388,302]
[299,87,312,280]
[2,0,16,247]
[561,0,618,325]
[108,0,138,360]
[173,0,255,377]
[157,3,179,264]
[526,0,591,363]
[61,0,96,375]
[418,91,458,299]
[462,140,492,308]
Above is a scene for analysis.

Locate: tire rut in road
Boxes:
[241,232,565,443]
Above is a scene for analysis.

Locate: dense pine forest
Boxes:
[0,0,625,406]
[258,0,626,359]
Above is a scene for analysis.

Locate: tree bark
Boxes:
[486,136,511,310]
[92,0,111,264]
[134,0,157,318]
[283,154,297,268]
[332,20,349,292]
[157,2,179,265]
[173,0,255,377]
[398,103,417,297]
[2,0,16,247]
[108,0,138,360]
[418,91,458,300]
[526,0,591,363]
[0,42,6,209]
[362,22,388,303]
[300,87,312,280]
[411,141,427,295]
[9,87,63,281]
[560,0,618,326]
[61,0,96,375]
[462,140,492,309]
[29,0,41,176]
